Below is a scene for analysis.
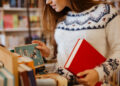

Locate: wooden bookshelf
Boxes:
[0,6,41,49]
[4,28,40,32]
[3,8,39,11]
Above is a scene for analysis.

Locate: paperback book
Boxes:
[15,44,44,68]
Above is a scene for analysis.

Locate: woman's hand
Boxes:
[76,69,99,86]
[32,40,50,57]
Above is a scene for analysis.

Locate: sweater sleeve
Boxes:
[94,10,120,81]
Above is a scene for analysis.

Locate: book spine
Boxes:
[17,0,21,7]
[0,72,7,86]
[10,0,16,7]
[21,0,24,8]
[64,39,80,68]
[0,11,3,29]
[27,70,37,86]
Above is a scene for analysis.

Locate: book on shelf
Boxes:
[15,44,44,68]
[4,14,18,29]
[19,64,37,86]
[64,39,106,86]
[2,0,39,8]
[0,11,3,29]
[18,56,35,75]
[0,71,7,86]
[18,66,31,86]
[0,67,14,86]
[0,34,6,46]
[10,0,16,7]
[0,68,14,86]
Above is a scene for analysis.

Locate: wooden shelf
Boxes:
[0,7,39,11]
[0,28,40,32]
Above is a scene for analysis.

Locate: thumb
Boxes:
[36,46,44,50]
[77,70,89,77]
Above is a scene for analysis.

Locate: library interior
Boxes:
[0,0,120,86]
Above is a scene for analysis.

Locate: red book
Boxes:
[64,39,106,86]
[4,15,14,29]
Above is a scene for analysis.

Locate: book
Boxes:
[0,73,5,86]
[19,64,37,86]
[18,56,35,75]
[64,39,106,86]
[10,0,16,7]
[0,68,14,86]
[4,14,13,29]
[0,71,7,86]
[18,66,31,86]
[15,44,44,68]
[0,11,3,29]
[36,73,68,86]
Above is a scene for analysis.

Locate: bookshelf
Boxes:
[0,28,40,32]
[0,0,42,49]
[0,8,39,11]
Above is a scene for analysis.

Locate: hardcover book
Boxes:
[15,44,44,68]
[64,39,106,86]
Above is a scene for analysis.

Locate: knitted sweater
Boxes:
[54,3,120,85]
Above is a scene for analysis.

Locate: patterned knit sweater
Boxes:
[54,3,120,85]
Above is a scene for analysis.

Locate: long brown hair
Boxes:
[39,0,103,44]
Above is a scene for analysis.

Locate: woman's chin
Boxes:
[55,9,62,12]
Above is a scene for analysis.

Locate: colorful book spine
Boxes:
[0,11,3,29]
[0,74,4,86]
[19,69,31,86]
[10,0,16,7]
[4,14,14,29]
[1,68,14,86]
[27,70,37,86]
[0,72,7,86]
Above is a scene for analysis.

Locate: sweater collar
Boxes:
[67,4,107,17]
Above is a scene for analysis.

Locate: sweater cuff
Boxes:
[94,66,105,81]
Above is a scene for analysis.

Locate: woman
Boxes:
[32,0,120,86]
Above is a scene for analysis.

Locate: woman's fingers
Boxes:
[77,70,89,78]
[32,40,45,46]
[36,46,44,50]
[77,78,89,86]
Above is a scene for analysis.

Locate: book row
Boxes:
[0,0,39,8]
[0,12,40,29]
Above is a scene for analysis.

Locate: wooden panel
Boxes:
[0,46,18,86]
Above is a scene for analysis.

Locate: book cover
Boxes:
[15,44,44,68]
[64,39,106,86]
